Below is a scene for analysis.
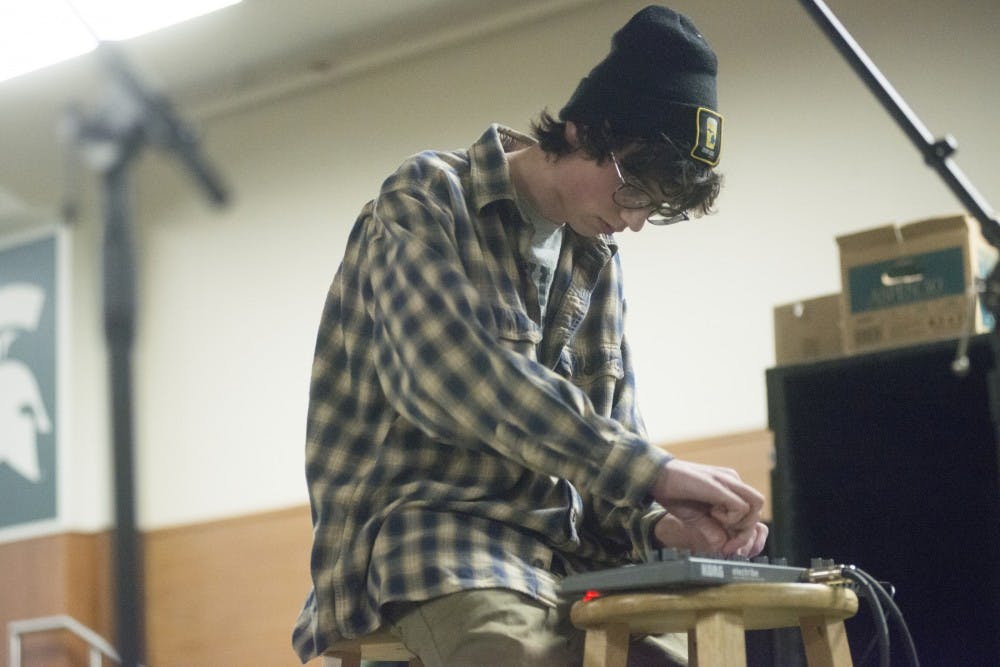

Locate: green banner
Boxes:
[1,234,58,529]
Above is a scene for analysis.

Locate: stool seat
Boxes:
[570,583,858,667]
[322,627,423,667]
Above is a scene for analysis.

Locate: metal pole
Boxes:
[103,154,144,667]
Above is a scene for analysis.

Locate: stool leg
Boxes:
[690,609,746,667]
[583,622,630,667]
[799,615,854,667]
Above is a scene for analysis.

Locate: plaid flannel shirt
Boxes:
[292,125,671,661]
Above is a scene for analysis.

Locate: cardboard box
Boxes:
[836,214,997,353]
[773,293,844,365]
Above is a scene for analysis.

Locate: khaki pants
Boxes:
[385,588,687,667]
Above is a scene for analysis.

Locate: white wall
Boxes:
[38,0,1000,530]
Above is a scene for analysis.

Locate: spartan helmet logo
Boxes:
[0,283,52,483]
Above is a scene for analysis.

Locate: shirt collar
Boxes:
[468,124,533,213]
[468,123,618,257]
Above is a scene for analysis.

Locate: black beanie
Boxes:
[559,5,722,166]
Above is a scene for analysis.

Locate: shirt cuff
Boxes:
[589,437,672,508]
[640,507,669,561]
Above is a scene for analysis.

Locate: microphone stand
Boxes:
[794,2,1000,664]
[798,0,999,243]
[798,0,1000,372]
[66,42,229,667]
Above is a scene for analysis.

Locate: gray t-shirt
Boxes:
[516,195,564,321]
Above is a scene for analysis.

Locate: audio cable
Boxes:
[806,563,920,667]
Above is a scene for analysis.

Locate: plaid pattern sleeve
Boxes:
[292,125,671,662]
[572,325,671,567]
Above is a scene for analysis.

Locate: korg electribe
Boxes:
[559,549,809,597]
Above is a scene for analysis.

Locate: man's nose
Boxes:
[619,207,647,232]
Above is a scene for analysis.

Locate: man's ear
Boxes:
[564,121,581,148]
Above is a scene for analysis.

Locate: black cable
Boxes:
[848,566,921,667]
[856,632,880,667]
[839,566,890,667]
[807,562,921,667]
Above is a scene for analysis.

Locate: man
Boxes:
[293,5,767,665]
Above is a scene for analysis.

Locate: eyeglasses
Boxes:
[609,151,690,226]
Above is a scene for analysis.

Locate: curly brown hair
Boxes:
[529,110,723,217]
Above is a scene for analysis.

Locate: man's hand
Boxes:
[649,459,768,557]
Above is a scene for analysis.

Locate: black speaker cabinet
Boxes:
[766,335,1000,667]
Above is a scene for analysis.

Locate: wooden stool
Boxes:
[570,582,858,667]
[322,627,424,667]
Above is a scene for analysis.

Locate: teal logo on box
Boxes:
[848,247,965,314]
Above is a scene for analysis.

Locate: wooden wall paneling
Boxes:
[67,533,115,661]
[0,532,113,667]
[143,505,317,666]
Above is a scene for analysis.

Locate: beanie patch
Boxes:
[690,107,722,166]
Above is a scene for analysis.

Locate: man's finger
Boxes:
[715,472,765,514]
[722,522,769,558]
[709,500,752,528]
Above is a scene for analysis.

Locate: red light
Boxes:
[582,590,602,602]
